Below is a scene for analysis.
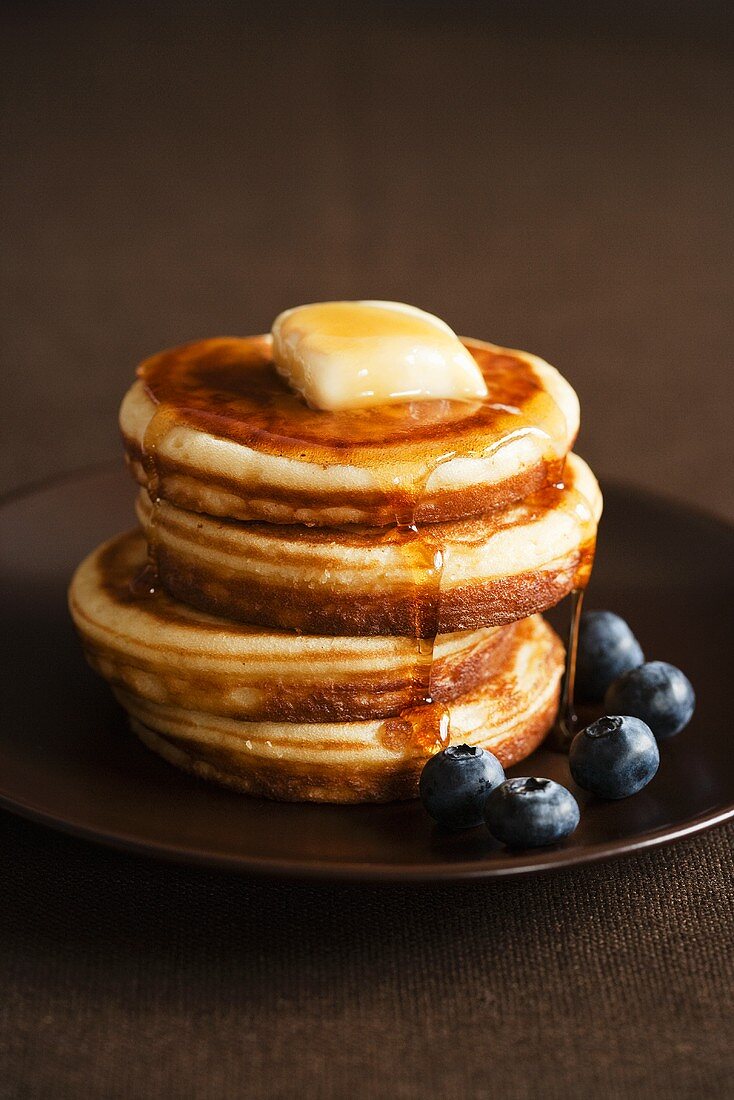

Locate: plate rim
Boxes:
[1,463,733,883]
[1,785,733,882]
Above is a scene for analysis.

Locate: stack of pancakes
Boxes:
[69,334,602,802]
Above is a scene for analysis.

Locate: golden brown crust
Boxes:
[153,545,587,635]
[114,616,565,803]
[81,623,518,722]
[122,444,558,526]
[136,453,600,636]
[129,686,559,803]
[120,335,580,526]
[69,530,522,722]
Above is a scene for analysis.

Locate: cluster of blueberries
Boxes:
[419,610,696,849]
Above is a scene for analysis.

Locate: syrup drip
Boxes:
[379,705,450,756]
[376,415,574,760]
[370,382,569,760]
[549,503,597,751]
[128,552,158,598]
[489,466,596,753]
[378,480,450,756]
[550,588,585,749]
[130,402,178,598]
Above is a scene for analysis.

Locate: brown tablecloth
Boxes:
[2,3,733,1096]
[1,814,732,1099]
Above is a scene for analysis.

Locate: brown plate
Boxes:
[1,466,732,881]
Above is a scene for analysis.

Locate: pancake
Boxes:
[69,530,521,722]
[115,614,565,803]
[120,335,580,526]
[136,453,601,636]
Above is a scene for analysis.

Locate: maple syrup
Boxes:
[378,704,451,755]
[131,334,594,758]
[129,403,179,597]
[376,474,450,755]
[549,528,597,749]
[136,337,569,472]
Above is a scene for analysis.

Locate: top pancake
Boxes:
[120,335,580,525]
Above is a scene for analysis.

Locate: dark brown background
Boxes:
[1,3,733,1098]
[2,1,733,518]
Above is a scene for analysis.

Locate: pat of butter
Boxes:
[271,300,488,410]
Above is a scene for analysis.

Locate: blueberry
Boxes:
[419,745,505,830]
[604,661,695,740]
[570,715,659,799]
[483,778,580,848]
[576,610,645,702]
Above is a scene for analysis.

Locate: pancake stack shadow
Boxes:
[69,335,602,802]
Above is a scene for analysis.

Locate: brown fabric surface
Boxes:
[0,812,733,1100]
[2,3,734,1097]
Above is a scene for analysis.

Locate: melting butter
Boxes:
[271,300,488,410]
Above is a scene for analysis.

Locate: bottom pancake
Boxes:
[114,614,564,803]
